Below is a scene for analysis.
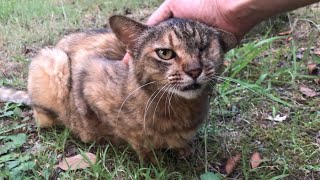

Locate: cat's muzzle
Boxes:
[181,83,201,91]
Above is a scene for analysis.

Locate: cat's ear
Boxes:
[109,15,147,50]
[217,29,238,52]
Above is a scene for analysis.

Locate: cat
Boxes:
[0,15,237,162]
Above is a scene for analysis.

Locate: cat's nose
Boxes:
[186,69,202,79]
[184,63,202,79]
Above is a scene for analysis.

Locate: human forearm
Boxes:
[123,0,320,63]
[221,0,320,39]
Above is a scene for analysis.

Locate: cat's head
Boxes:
[110,15,237,99]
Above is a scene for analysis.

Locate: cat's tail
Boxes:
[0,87,30,105]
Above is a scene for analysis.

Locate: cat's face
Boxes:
[110,16,237,99]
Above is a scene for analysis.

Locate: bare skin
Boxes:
[123,0,320,64]
[147,0,320,40]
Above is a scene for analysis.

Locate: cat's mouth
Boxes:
[170,83,204,99]
[181,83,201,91]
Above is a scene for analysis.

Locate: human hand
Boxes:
[123,0,320,64]
[123,0,245,65]
[147,0,247,41]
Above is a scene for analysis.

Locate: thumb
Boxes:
[147,0,173,25]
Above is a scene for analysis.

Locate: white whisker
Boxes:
[143,84,169,131]
[165,84,177,121]
[168,85,176,119]
[152,84,172,125]
[117,81,156,120]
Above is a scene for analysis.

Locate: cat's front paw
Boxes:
[78,131,95,143]
[176,145,194,159]
[131,144,159,164]
[139,151,158,165]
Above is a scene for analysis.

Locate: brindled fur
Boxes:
[1,15,237,162]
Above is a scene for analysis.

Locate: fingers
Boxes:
[147,0,173,25]
[126,1,173,64]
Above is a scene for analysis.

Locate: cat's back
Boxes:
[28,28,129,128]
[57,29,126,60]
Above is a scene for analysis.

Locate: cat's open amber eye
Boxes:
[155,49,176,60]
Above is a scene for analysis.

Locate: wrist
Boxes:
[219,0,320,40]
[216,0,259,40]
[213,0,251,40]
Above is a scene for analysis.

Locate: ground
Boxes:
[0,0,319,179]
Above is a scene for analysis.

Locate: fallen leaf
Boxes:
[267,115,288,122]
[292,93,307,103]
[296,52,304,60]
[223,60,231,67]
[299,86,317,97]
[307,63,320,76]
[56,152,96,171]
[313,50,320,56]
[298,47,307,52]
[220,153,241,175]
[278,29,292,36]
[250,152,262,169]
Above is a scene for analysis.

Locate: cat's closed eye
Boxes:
[155,49,176,60]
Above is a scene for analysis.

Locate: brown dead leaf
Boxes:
[278,29,292,36]
[313,50,320,56]
[266,114,288,122]
[292,91,307,103]
[220,153,241,175]
[223,60,231,67]
[307,63,320,76]
[56,152,96,171]
[250,152,262,169]
[299,86,317,97]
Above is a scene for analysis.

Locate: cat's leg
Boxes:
[175,144,194,159]
[32,106,59,128]
[126,138,157,164]
[168,138,195,159]
[171,129,199,159]
[78,131,96,143]
[28,48,71,128]
[134,145,157,164]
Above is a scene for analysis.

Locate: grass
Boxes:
[1,0,320,179]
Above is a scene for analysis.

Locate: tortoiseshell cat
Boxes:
[0,15,236,162]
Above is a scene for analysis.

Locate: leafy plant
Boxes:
[217,36,294,107]
[0,102,23,119]
[0,133,35,179]
[200,172,221,180]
